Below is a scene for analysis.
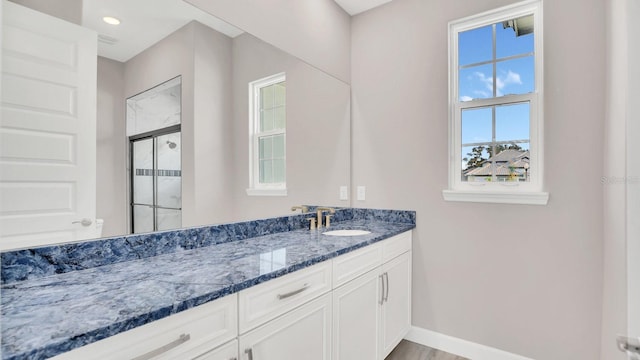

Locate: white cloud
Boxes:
[472,70,522,97]
[460,95,473,101]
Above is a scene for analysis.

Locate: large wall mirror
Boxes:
[0,0,350,249]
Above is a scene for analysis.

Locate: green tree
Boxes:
[463,145,487,170]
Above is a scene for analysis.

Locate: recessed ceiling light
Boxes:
[102,16,121,25]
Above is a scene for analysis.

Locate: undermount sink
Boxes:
[322,229,371,236]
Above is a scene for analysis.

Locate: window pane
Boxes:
[492,143,530,182]
[272,134,285,158]
[259,136,273,160]
[458,24,492,66]
[274,82,286,106]
[461,107,492,145]
[462,145,491,182]
[274,106,286,130]
[496,102,530,142]
[495,56,534,96]
[261,109,274,132]
[273,159,285,183]
[496,15,534,59]
[261,86,274,109]
[260,160,273,183]
[459,63,493,101]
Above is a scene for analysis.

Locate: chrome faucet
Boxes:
[315,207,335,228]
[291,205,309,213]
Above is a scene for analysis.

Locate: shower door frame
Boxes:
[129,124,182,234]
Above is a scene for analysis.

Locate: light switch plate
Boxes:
[357,186,366,201]
[340,186,348,200]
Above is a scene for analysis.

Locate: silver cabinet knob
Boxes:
[72,218,93,226]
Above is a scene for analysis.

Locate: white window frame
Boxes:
[443,0,548,205]
[246,72,287,196]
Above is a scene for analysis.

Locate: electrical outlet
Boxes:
[339,186,348,200]
[357,186,366,201]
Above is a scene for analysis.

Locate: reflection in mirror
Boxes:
[0,0,350,249]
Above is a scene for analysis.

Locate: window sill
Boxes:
[442,189,549,205]
[246,188,288,197]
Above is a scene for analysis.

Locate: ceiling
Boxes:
[82,0,243,62]
[82,0,394,63]
[333,0,393,16]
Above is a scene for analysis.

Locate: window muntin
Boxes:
[447,0,545,203]
[248,73,287,195]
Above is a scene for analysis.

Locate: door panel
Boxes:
[0,1,97,250]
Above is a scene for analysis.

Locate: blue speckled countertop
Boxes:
[1,212,414,360]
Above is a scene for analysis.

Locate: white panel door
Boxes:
[332,267,381,360]
[0,1,97,250]
[380,251,412,359]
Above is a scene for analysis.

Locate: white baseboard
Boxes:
[405,326,536,360]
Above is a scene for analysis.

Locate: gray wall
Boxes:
[96,57,127,237]
[8,0,82,25]
[124,21,235,227]
[350,0,605,359]
[230,33,351,221]
[184,0,351,84]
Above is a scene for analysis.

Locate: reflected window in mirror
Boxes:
[247,73,287,196]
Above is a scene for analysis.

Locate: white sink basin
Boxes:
[322,229,371,236]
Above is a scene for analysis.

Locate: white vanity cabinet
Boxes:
[50,230,411,360]
[332,231,412,360]
[52,294,238,360]
[238,294,332,360]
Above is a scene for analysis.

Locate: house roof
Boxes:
[488,149,529,163]
[465,149,529,177]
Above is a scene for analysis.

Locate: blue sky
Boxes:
[458,21,534,161]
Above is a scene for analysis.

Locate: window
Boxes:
[443,0,548,205]
[247,73,287,196]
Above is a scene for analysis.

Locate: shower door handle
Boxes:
[72,218,93,227]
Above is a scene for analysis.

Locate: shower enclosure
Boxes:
[127,77,182,234]
[130,127,181,233]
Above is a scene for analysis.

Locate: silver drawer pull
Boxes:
[131,333,190,360]
[277,283,310,300]
[379,275,385,305]
[383,272,389,303]
[245,348,254,360]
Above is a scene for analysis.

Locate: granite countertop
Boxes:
[0,218,414,360]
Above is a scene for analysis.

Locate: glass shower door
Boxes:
[131,130,181,233]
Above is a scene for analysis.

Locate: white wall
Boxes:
[350,0,605,359]
[184,0,351,84]
[96,57,127,237]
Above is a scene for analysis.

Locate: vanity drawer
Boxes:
[239,261,332,334]
[382,231,412,263]
[52,294,237,360]
[332,242,382,288]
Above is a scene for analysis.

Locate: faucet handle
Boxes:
[306,217,317,230]
[325,215,333,228]
[292,205,309,213]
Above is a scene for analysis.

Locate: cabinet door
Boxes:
[380,251,412,359]
[239,293,331,360]
[332,267,381,360]
[195,339,238,360]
